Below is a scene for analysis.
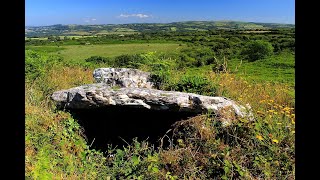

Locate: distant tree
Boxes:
[241,40,274,62]
[85,56,112,64]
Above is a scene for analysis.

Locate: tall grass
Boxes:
[25,49,294,179]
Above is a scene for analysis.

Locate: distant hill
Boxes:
[25,21,295,37]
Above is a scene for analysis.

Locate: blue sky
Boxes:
[26,0,295,26]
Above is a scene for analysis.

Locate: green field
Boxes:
[25,35,97,40]
[228,51,295,86]
[95,31,139,35]
[63,31,92,35]
[26,43,183,63]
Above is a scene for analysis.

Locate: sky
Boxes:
[26,0,295,26]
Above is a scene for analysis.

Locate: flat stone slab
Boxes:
[52,83,249,119]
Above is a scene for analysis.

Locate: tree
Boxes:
[242,40,274,62]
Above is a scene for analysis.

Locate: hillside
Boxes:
[25,20,295,37]
[25,20,295,179]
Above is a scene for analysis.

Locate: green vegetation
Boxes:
[25,23,295,179]
[27,44,182,63]
[229,51,295,86]
[241,40,274,62]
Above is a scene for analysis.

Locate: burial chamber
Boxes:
[52,68,251,151]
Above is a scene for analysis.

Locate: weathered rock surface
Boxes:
[93,68,154,88]
[52,83,250,121]
[52,68,254,125]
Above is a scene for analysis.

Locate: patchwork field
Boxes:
[26,43,183,62]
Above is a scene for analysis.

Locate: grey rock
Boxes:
[51,83,252,123]
[93,68,154,88]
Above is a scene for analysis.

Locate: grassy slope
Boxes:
[228,51,295,87]
[26,43,183,63]
[25,44,295,179]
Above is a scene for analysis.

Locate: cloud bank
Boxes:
[119,13,150,18]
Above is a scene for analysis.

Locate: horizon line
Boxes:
[25,19,295,27]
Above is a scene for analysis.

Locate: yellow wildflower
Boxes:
[256,135,264,140]
[283,107,290,111]
[272,139,279,143]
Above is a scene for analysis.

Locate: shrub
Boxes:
[149,62,172,89]
[114,54,146,68]
[177,47,217,69]
[242,40,274,62]
[85,56,112,64]
[25,50,62,82]
[169,75,217,96]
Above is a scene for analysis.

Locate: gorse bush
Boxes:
[242,40,274,62]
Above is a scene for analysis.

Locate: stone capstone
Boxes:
[93,68,154,88]
[52,67,253,125]
[52,83,251,121]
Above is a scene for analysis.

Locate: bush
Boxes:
[114,54,146,68]
[169,75,217,96]
[179,47,217,68]
[242,40,274,62]
[149,62,172,89]
[85,56,112,64]
[25,50,62,81]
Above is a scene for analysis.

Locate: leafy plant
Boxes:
[85,56,112,64]
[149,61,172,89]
[169,75,217,96]
[241,40,274,62]
[114,54,146,68]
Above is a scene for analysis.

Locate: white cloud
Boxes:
[119,13,149,18]
[83,17,97,23]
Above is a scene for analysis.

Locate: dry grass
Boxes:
[209,72,294,109]
[46,66,94,90]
